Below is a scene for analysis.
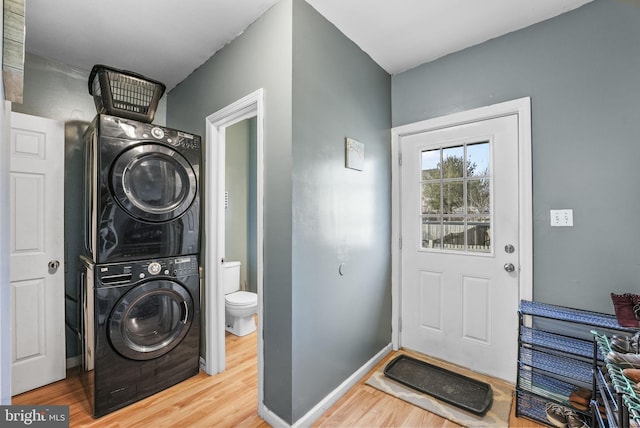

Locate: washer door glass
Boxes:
[111,143,197,222]
[109,280,194,361]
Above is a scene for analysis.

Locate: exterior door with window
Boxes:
[400,114,519,382]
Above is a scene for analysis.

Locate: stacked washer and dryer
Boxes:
[78,66,202,418]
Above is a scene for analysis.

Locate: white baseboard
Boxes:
[259,404,289,428]
[258,343,393,427]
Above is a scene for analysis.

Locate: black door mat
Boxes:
[383,354,493,416]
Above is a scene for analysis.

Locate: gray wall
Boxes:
[291,0,391,420]
[14,53,94,362]
[14,53,166,125]
[167,0,294,420]
[14,53,167,360]
[168,0,391,422]
[392,0,640,314]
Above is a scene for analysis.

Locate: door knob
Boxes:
[48,260,60,271]
[504,263,516,273]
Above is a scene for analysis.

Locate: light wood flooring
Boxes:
[13,329,544,427]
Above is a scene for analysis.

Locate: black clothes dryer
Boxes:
[83,114,201,263]
[79,255,200,418]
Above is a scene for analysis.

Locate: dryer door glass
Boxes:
[109,280,194,360]
[111,143,197,222]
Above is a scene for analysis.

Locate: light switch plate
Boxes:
[550,209,573,227]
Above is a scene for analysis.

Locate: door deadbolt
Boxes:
[48,260,60,271]
[504,244,515,254]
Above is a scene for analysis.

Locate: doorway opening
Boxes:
[204,89,264,410]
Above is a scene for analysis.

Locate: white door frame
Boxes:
[204,89,264,403]
[390,97,533,349]
[1,102,12,404]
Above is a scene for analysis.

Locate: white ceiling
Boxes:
[25,0,593,91]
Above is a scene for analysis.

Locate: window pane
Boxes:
[467,142,490,177]
[467,178,491,214]
[443,181,464,214]
[421,217,442,249]
[421,183,441,214]
[417,142,492,255]
[442,217,465,251]
[467,217,491,253]
[421,149,440,180]
[442,146,464,178]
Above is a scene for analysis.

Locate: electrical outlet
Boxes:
[550,209,573,227]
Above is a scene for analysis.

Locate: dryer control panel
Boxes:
[98,114,201,152]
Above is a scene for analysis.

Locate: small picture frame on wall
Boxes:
[345,138,365,171]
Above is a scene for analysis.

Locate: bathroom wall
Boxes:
[225,117,257,293]
[392,0,640,314]
[14,53,167,361]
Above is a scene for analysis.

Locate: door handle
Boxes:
[48,260,60,271]
[181,301,189,324]
[504,263,516,273]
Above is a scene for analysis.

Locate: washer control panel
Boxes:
[96,255,199,287]
[173,257,199,277]
[147,262,162,275]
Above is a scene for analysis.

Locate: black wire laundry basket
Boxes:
[89,64,166,123]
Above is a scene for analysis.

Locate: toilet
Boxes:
[223,261,258,336]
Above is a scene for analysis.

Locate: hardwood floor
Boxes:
[13,331,268,428]
[13,330,543,427]
[314,353,544,428]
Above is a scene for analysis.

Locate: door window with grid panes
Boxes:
[420,142,491,253]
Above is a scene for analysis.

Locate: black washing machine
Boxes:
[79,255,200,418]
[83,114,201,263]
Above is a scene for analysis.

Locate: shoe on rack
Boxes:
[596,398,607,421]
[569,387,591,411]
[611,331,640,353]
[611,339,640,353]
[546,403,589,428]
[546,403,569,427]
[612,331,640,341]
[623,368,640,383]
[626,293,640,320]
[566,411,589,428]
[606,350,640,368]
[611,293,640,327]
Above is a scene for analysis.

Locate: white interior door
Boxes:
[400,114,520,383]
[10,112,65,395]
